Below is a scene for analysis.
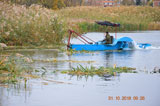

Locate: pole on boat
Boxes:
[115,27,117,39]
[72,31,91,44]
[68,30,91,44]
[67,30,72,50]
[67,29,92,50]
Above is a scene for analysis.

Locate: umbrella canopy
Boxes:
[96,21,120,27]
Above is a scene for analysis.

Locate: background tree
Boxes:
[53,0,65,10]
[53,0,58,9]
[58,0,65,8]
[79,0,84,6]
[136,0,141,5]
[122,0,135,5]
[147,0,153,6]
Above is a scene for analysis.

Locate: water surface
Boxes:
[0,31,160,106]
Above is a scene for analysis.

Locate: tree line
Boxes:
[0,0,86,9]
[0,0,153,9]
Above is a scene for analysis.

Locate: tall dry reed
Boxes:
[0,2,66,46]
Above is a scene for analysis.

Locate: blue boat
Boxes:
[69,37,151,51]
[67,21,151,51]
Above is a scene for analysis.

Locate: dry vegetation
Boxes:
[0,2,65,46]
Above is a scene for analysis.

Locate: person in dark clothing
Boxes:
[105,32,112,44]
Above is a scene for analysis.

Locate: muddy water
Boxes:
[0,31,160,106]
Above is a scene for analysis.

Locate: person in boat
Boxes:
[105,32,113,44]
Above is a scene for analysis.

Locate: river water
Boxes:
[0,31,160,106]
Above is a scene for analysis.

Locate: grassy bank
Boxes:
[57,6,160,32]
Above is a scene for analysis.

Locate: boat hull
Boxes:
[69,37,151,51]
[70,44,121,51]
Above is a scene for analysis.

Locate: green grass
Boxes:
[61,65,137,77]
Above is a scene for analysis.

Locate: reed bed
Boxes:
[0,2,66,46]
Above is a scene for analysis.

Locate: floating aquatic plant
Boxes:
[34,58,95,63]
[61,65,136,76]
[0,54,37,84]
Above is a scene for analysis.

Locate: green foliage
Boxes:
[61,65,136,76]
[148,0,153,6]
[58,0,65,9]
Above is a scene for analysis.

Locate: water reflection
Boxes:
[104,50,134,67]
[69,50,135,68]
[0,82,33,106]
